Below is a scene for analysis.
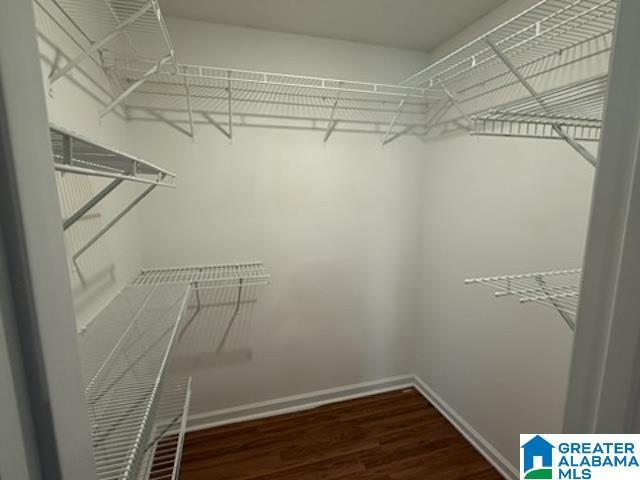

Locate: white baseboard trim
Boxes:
[187,374,414,432]
[412,375,518,480]
[186,374,518,480]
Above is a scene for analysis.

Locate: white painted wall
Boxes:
[130,19,430,415]
[414,0,602,469]
[166,17,430,83]
[35,3,145,329]
[417,135,593,468]
[32,2,605,472]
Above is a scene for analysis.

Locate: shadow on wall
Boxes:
[35,4,125,118]
[55,171,117,320]
[170,284,259,372]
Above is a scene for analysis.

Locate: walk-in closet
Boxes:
[2,0,640,479]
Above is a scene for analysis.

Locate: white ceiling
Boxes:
[158,0,507,52]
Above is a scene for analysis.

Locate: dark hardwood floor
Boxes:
[180,388,503,480]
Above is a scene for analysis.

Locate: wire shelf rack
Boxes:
[76,262,270,479]
[132,262,271,290]
[465,269,581,330]
[40,0,616,145]
[50,124,177,257]
[77,283,191,480]
[400,0,616,142]
[42,0,175,78]
[401,0,615,91]
[137,377,191,480]
[471,74,607,140]
[107,59,444,139]
[51,125,176,187]
[132,263,270,358]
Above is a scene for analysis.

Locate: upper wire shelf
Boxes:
[132,262,271,290]
[471,74,607,141]
[401,0,615,92]
[108,58,445,140]
[43,0,176,77]
[51,125,176,187]
[77,283,191,480]
[117,59,439,101]
[39,0,617,145]
[465,268,581,330]
[37,0,443,142]
[400,0,616,143]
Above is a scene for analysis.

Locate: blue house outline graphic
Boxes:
[521,435,554,473]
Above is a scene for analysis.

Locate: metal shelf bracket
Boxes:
[485,38,597,167]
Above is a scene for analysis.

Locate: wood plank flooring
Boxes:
[179,388,503,480]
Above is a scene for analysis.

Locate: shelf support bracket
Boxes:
[215,277,244,353]
[535,276,576,331]
[383,97,452,146]
[62,133,73,165]
[324,85,342,143]
[101,55,171,118]
[202,112,232,140]
[486,39,597,167]
[48,2,153,85]
[145,108,192,138]
[184,69,195,139]
[383,125,415,146]
[63,178,124,231]
[422,98,453,139]
[73,183,158,260]
[227,70,233,140]
[442,86,471,130]
[382,98,407,146]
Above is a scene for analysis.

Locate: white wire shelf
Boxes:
[51,125,176,187]
[465,269,581,330]
[401,0,615,143]
[108,59,445,140]
[132,262,271,290]
[116,59,439,101]
[76,262,270,479]
[51,124,177,257]
[471,74,607,140]
[137,377,191,480]
[40,0,615,145]
[41,0,175,84]
[77,283,191,480]
[402,0,615,91]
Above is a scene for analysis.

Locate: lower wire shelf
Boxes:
[77,262,270,479]
[138,377,192,480]
[465,269,581,330]
[131,262,271,290]
[78,284,191,480]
